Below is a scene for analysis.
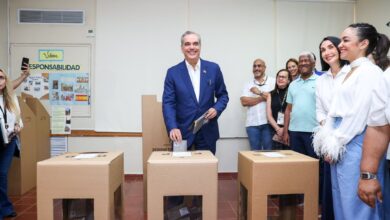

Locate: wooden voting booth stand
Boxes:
[142,95,170,211]
[8,96,50,196]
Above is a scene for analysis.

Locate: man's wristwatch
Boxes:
[360,172,377,180]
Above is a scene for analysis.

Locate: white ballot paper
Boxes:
[261,152,286,158]
[74,153,99,159]
[173,140,187,152]
[172,152,192,157]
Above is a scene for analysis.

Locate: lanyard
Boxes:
[277,89,287,112]
[0,102,7,129]
[254,76,268,86]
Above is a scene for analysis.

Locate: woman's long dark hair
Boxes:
[319,36,348,71]
[270,69,292,95]
[349,23,390,70]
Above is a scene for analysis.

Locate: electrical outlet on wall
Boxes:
[87,29,95,38]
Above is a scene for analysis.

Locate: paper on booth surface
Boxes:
[172,152,192,157]
[261,152,286,158]
[74,153,99,159]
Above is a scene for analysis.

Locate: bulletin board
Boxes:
[9,44,91,117]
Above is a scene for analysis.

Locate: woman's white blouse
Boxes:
[327,57,382,146]
[0,95,22,135]
[316,65,350,123]
[367,67,390,126]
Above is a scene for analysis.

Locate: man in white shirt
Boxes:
[240,59,275,150]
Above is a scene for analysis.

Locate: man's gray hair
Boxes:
[299,51,315,62]
[181,31,201,46]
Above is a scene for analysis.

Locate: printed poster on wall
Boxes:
[18,49,90,105]
[51,106,71,134]
[21,73,49,99]
[49,73,89,105]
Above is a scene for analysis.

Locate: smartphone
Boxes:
[21,57,29,71]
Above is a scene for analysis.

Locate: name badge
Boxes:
[277,112,284,125]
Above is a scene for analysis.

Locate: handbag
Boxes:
[272,133,284,144]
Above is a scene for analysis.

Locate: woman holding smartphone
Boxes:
[12,58,30,90]
[0,68,23,218]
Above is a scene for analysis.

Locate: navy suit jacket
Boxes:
[162,59,229,147]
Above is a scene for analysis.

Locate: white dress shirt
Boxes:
[316,65,350,124]
[185,60,201,102]
[241,76,276,127]
[0,95,22,135]
[368,67,390,126]
[367,67,390,159]
[328,57,382,146]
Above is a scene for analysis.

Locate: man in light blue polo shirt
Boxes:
[283,51,321,207]
[283,52,318,156]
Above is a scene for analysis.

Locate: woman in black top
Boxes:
[266,69,292,149]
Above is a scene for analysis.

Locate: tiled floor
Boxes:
[7,173,314,219]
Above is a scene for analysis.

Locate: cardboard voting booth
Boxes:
[238,150,319,220]
[7,97,34,195]
[37,152,124,220]
[8,96,50,196]
[147,151,218,220]
[142,95,171,210]
[25,97,50,161]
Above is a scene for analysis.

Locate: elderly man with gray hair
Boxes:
[283,52,323,206]
[283,52,319,155]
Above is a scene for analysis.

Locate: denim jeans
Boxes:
[289,131,323,205]
[0,137,17,217]
[246,124,273,150]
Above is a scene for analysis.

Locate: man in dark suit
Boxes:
[162,31,229,155]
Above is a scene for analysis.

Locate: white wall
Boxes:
[9,0,390,174]
[356,0,390,37]
[0,0,8,69]
[95,0,355,137]
[67,137,143,174]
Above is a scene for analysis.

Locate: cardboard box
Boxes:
[238,150,318,220]
[8,96,50,196]
[147,151,218,220]
[37,152,124,220]
[142,95,171,210]
[8,96,38,196]
[25,97,50,162]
